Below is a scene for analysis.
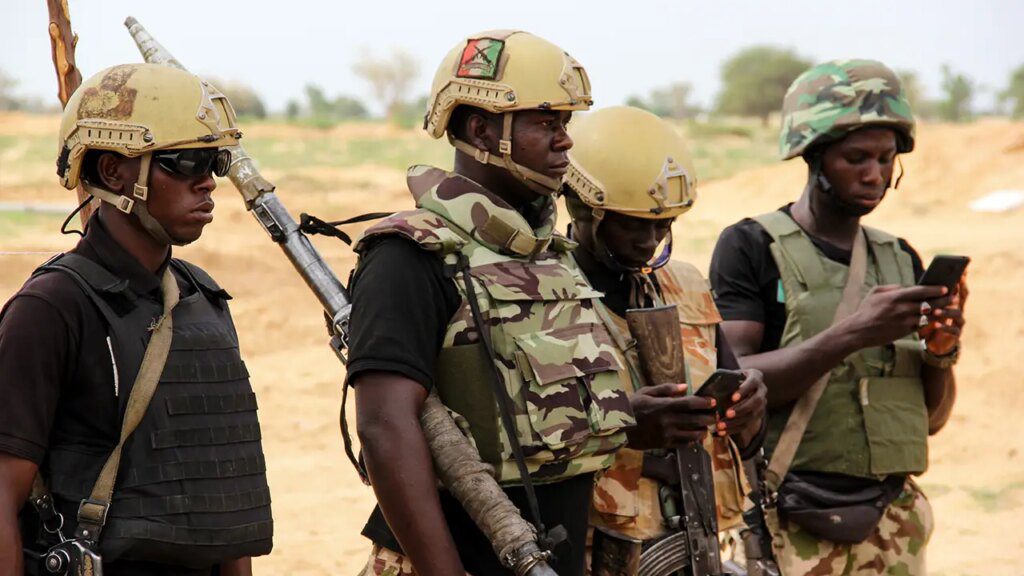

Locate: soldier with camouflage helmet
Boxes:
[561,106,768,573]
[710,59,966,574]
[346,31,635,575]
[0,63,273,574]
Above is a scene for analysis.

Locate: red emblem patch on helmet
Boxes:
[456,38,505,80]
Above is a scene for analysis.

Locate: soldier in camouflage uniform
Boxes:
[347,31,635,575]
[709,60,967,575]
[560,106,769,572]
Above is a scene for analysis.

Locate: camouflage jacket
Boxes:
[590,260,751,541]
[354,165,634,484]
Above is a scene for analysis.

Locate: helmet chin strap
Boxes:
[574,206,674,278]
[81,152,184,246]
[449,111,565,196]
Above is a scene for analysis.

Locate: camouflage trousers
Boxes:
[357,545,416,576]
[765,479,933,576]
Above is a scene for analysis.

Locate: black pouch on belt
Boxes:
[776,472,905,544]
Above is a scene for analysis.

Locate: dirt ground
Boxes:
[1,114,1021,575]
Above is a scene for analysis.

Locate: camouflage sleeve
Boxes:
[346,237,461,390]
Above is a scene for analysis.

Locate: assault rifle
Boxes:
[123,17,555,576]
[621,305,727,576]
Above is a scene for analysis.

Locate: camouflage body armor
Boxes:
[756,211,928,477]
[355,166,635,484]
[590,260,750,541]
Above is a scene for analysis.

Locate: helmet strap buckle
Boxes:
[133,153,152,201]
[498,139,512,155]
[474,148,491,164]
[116,196,135,214]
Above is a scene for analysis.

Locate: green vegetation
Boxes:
[0,211,63,240]
[680,119,778,181]
[964,481,1024,513]
[716,46,812,125]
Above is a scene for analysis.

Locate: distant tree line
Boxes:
[626,46,1024,124]
[4,49,1024,126]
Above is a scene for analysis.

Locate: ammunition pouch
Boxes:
[641,452,679,487]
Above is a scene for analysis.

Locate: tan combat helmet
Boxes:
[565,106,697,269]
[425,30,593,194]
[57,63,240,244]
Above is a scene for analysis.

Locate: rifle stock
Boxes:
[626,305,725,576]
[46,0,94,226]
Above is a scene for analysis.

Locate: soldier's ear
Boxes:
[95,152,135,194]
[466,111,500,155]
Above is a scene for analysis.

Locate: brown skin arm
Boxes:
[918,276,967,433]
[0,454,38,576]
[715,333,767,448]
[355,372,464,575]
[723,284,952,410]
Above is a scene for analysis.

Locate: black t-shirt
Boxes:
[709,205,925,353]
[0,213,213,576]
[346,236,595,574]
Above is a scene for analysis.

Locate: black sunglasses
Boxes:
[153,148,232,178]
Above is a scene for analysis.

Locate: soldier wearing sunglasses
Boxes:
[0,64,272,575]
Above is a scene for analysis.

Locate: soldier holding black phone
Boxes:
[710,59,966,574]
[561,106,768,574]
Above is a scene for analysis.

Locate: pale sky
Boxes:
[3,1,1022,114]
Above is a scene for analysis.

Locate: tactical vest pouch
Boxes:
[860,376,928,475]
[514,323,629,451]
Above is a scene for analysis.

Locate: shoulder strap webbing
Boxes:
[73,266,180,544]
[453,252,566,552]
[764,228,868,492]
[754,211,830,292]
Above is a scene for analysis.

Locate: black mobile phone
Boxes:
[918,255,970,293]
[695,369,745,413]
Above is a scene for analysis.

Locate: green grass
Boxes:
[963,481,1024,513]
[0,211,64,240]
[242,135,451,174]
[680,118,778,181]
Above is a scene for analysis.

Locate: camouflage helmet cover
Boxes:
[779,59,915,160]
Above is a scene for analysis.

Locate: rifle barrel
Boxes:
[123,17,352,356]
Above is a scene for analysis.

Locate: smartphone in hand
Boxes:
[695,369,745,415]
[918,255,970,293]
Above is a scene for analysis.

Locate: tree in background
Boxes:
[716,46,811,125]
[206,77,267,119]
[626,82,700,119]
[302,84,368,126]
[938,64,974,122]
[999,63,1024,118]
[352,48,419,124]
[892,68,933,118]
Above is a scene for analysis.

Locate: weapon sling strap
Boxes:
[454,252,566,551]
[72,266,181,543]
[764,227,868,493]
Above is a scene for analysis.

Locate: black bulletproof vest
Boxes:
[34,254,273,567]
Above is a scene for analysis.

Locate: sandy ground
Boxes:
[1,114,1022,575]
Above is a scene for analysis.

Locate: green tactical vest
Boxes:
[755,211,928,479]
[354,165,635,485]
